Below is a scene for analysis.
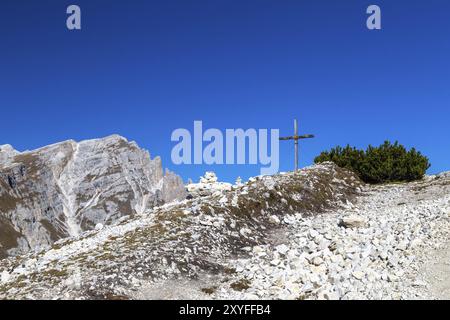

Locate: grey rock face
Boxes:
[0,145,19,165]
[0,135,186,258]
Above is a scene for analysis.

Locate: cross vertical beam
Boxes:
[294,119,298,171]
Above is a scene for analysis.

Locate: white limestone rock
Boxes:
[186,172,232,198]
[1,271,10,283]
[0,135,186,257]
[339,215,368,229]
[268,215,281,225]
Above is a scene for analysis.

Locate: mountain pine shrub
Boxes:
[314,141,430,184]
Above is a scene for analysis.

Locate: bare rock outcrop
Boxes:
[0,135,186,258]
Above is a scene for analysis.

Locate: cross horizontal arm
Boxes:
[279,134,315,141]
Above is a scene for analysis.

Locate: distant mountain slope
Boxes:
[0,135,186,258]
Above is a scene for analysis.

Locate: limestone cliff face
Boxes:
[0,135,186,258]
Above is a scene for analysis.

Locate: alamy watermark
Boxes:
[66,5,81,30]
[65,4,381,31]
[171,121,280,175]
[367,5,382,30]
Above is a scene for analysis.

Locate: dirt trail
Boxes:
[424,242,450,299]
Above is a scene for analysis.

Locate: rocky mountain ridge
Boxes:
[0,135,186,258]
[0,162,364,299]
[1,157,449,300]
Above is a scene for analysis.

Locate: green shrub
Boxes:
[314,141,430,184]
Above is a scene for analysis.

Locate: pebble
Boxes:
[275,244,289,255]
[269,215,281,224]
[352,271,365,280]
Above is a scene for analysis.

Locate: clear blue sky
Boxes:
[1,0,449,182]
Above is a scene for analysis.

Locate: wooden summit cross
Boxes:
[279,119,315,171]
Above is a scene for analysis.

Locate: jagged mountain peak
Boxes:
[0,136,186,258]
[35,134,126,149]
[4,135,134,157]
[0,144,17,152]
[0,145,19,165]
